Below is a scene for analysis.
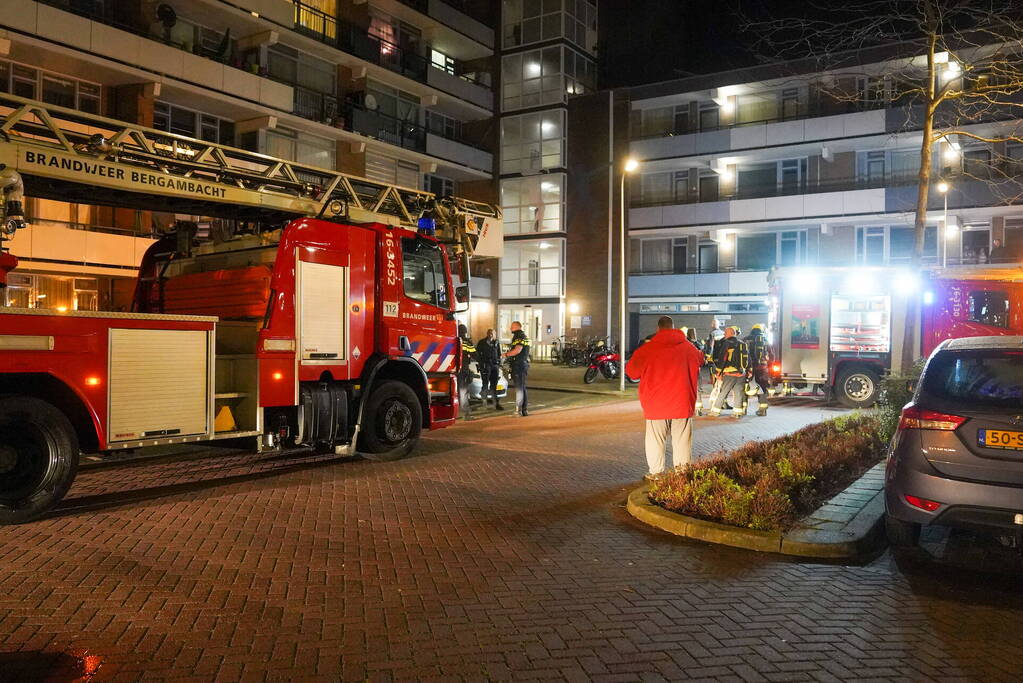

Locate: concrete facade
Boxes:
[0,0,498,312]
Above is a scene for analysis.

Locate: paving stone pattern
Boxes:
[0,399,1021,681]
[796,464,885,532]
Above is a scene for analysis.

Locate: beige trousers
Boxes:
[644,418,693,475]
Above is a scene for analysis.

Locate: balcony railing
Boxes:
[398,0,496,28]
[294,2,490,91]
[295,3,426,82]
[344,101,426,153]
[633,99,891,140]
[41,0,246,66]
[398,0,429,13]
[293,85,339,126]
[632,173,931,208]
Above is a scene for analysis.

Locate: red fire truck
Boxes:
[0,94,501,523]
[767,265,1023,407]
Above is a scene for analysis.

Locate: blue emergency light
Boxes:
[417,217,436,235]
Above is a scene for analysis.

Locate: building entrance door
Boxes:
[498,306,543,344]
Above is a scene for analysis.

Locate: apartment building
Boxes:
[0,0,497,311]
[494,0,598,348]
[623,50,1023,345]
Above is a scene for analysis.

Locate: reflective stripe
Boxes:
[0,335,54,350]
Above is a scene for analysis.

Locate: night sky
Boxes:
[597,0,760,88]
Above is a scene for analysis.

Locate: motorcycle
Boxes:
[583,340,640,384]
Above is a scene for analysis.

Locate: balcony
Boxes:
[630,108,887,161]
[629,271,770,298]
[425,133,491,172]
[426,66,492,110]
[27,0,293,110]
[344,101,426,153]
[293,85,339,126]
[293,2,492,106]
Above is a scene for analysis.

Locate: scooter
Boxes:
[583,341,640,384]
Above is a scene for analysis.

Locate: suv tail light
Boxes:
[905,494,942,512]
[898,406,967,431]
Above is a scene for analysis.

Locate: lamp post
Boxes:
[619,157,639,393]
[937,180,950,267]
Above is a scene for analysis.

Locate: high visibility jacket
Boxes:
[508,330,531,370]
[459,337,476,379]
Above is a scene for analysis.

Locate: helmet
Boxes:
[752,323,764,332]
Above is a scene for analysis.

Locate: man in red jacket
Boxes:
[625,316,704,479]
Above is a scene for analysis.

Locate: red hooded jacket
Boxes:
[625,328,704,420]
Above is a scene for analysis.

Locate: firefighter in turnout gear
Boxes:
[709,327,750,418]
[458,324,477,421]
[744,324,771,416]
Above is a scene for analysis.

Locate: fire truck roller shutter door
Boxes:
[298,260,347,362]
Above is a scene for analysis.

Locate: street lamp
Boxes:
[937,180,951,267]
[619,157,639,392]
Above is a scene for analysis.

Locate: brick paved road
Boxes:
[1,399,1022,682]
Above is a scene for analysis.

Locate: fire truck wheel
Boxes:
[836,367,880,408]
[358,381,422,461]
[0,397,79,524]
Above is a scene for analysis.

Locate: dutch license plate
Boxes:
[978,429,1023,450]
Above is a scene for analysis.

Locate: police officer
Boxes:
[476,328,504,411]
[709,326,749,418]
[457,324,476,421]
[744,323,771,416]
[503,321,531,416]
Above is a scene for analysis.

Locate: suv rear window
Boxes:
[922,349,1023,409]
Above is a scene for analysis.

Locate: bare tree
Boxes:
[744,0,1023,370]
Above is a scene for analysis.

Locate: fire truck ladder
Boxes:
[0,92,500,243]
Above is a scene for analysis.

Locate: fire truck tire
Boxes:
[0,397,79,524]
[836,367,880,408]
[358,381,422,461]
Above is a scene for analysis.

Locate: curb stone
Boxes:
[626,463,887,559]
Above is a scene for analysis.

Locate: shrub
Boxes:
[875,358,925,445]
[648,414,884,531]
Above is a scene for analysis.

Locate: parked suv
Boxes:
[885,336,1023,547]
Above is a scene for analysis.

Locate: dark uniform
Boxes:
[476,335,503,409]
[458,326,476,420]
[508,329,531,416]
[744,327,771,416]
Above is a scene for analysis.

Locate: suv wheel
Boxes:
[885,514,920,548]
